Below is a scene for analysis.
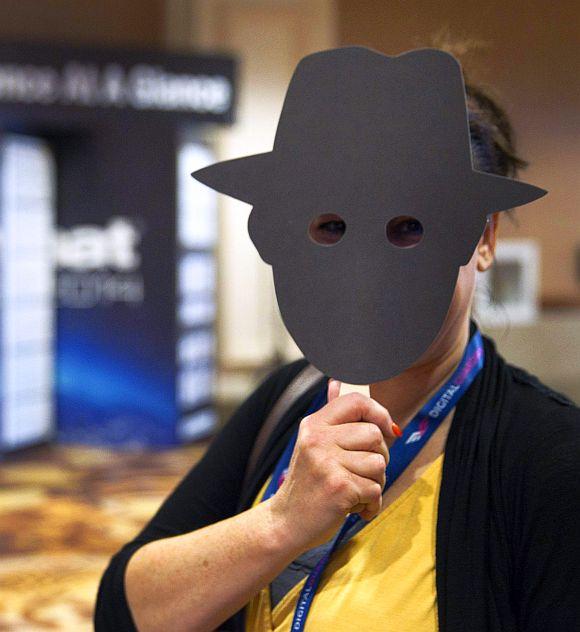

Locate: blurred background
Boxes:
[0,1,578,629]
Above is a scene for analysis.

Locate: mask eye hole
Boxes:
[308,213,346,246]
[386,216,424,248]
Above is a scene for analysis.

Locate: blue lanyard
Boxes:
[262,330,485,631]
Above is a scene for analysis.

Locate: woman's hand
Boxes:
[120,379,399,632]
[268,380,399,550]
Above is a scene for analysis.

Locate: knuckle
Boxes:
[346,392,368,412]
[339,494,358,514]
[298,421,319,450]
[298,416,310,438]
[299,414,314,432]
[368,423,383,446]
[362,480,381,500]
[300,413,312,425]
[325,473,348,495]
[372,452,386,471]
[376,401,390,420]
[371,482,383,501]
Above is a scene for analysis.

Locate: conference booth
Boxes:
[0,42,235,452]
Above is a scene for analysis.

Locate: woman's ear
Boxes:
[477,212,500,272]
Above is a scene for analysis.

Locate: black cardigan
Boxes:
[95,332,580,631]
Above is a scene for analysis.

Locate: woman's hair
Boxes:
[467,85,528,178]
[428,32,528,178]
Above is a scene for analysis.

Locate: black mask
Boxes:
[193,47,546,383]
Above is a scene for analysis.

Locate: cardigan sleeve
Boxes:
[512,401,580,632]
[94,359,307,632]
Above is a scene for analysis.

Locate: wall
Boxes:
[167,0,338,399]
[0,0,165,48]
[338,0,580,307]
[483,314,580,403]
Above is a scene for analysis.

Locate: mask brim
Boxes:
[191,152,273,205]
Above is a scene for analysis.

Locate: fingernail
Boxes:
[392,422,403,438]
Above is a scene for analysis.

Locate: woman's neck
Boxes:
[369,317,470,428]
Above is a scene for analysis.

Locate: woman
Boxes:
[95,69,580,631]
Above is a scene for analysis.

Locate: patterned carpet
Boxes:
[0,443,208,631]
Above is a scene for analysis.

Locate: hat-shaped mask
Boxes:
[193,47,546,383]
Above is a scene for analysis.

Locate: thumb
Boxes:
[327,378,342,402]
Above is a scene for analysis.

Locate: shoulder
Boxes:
[500,362,580,502]
[252,358,311,411]
[508,362,576,408]
[477,330,580,492]
[193,358,310,456]
[505,362,580,438]
[499,368,580,627]
[215,357,311,442]
[222,357,311,423]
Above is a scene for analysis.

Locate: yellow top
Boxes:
[245,453,444,632]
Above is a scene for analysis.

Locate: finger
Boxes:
[319,392,397,439]
[339,451,387,486]
[350,503,367,515]
[359,502,382,521]
[327,378,341,403]
[331,423,389,463]
[349,502,381,521]
[349,474,383,518]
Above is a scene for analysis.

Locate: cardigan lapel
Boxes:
[436,331,517,632]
